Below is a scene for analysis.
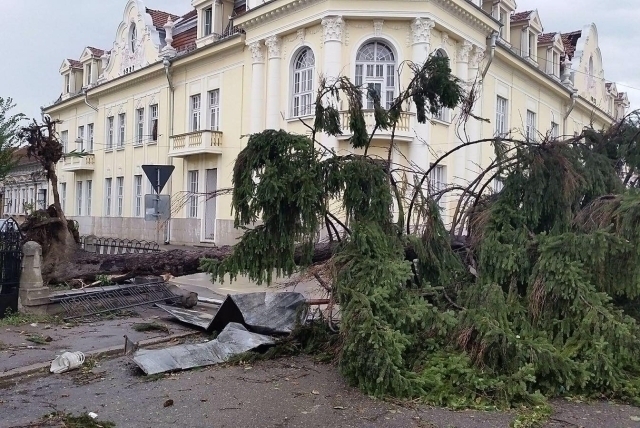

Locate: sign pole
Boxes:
[155,168,161,245]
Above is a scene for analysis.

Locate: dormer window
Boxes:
[85,64,92,86]
[203,7,213,36]
[130,24,137,52]
[64,74,70,93]
[528,32,536,59]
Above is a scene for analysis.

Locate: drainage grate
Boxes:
[50,282,181,321]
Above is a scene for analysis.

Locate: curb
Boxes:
[0,331,198,385]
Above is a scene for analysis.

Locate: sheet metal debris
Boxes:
[155,304,215,330]
[132,322,275,375]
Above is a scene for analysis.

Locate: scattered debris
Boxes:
[132,322,275,375]
[50,351,85,374]
[123,335,139,356]
[155,304,215,330]
[87,412,98,419]
[26,334,52,345]
[131,321,170,334]
[163,399,174,408]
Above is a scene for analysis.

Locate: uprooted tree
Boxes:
[195,51,640,410]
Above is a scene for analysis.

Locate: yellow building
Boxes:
[43,0,630,245]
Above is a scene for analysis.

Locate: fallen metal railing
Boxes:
[80,235,161,255]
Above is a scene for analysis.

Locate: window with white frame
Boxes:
[428,164,446,210]
[203,7,213,36]
[355,41,397,110]
[118,113,126,147]
[528,32,536,59]
[190,95,201,131]
[105,178,112,216]
[292,48,315,117]
[208,90,220,131]
[85,64,92,86]
[61,183,67,211]
[149,104,158,142]
[76,181,83,216]
[551,121,559,139]
[188,170,199,218]
[134,175,142,217]
[87,123,94,152]
[65,74,70,93]
[495,96,508,137]
[86,180,92,216]
[493,177,504,193]
[130,24,137,52]
[135,108,144,145]
[116,177,124,217]
[77,126,84,151]
[20,189,25,213]
[526,110,537,140]
[107,116,114,149]
[60,130,68,153]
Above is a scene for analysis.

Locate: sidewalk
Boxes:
[0,306,195,375]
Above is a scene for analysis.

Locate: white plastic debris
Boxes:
[88,412,98,419]
[50,351,85,374]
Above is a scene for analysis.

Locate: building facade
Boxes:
[1,148,51,222]
[43,0,630,245]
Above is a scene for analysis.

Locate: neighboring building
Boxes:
[43,0,630,245]
[0,148,51,222]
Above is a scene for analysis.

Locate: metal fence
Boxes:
[79,235,161,255]
[0,218,23,318]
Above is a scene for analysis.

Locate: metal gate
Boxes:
[0,218,23,318]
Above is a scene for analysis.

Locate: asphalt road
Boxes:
[2,355,640,428]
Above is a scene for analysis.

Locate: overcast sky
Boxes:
[0,0,637,121]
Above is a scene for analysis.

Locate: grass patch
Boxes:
[38,411,116,428]
[25,334,51,345]
[132,322,170,334]
[511,404,552,428]
[0,309,61,327]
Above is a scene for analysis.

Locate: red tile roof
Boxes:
[180,9,197,21]
[511,10,533,23]
[538,32,557,44]
[561,30,581,60]
[87,46,105,57]
[146,7,179,28]
[67,59,83,69]
[173,27,197,52]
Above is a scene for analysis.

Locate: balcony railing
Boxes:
[169,130,224,158]
[338,110,414,141]
[61,154,95,171]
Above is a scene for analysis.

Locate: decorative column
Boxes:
[265,35,282,130]
[248,41,266,134]
[410,18,436,171]
[466,45,484,181]
[321,16,344,153]
[161,17,177,58]
[454,40,473,188]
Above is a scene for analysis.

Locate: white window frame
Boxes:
[203,7,213,36]
[355,41,397,110]
[526,110,537,140]
[551,121,559,138]
[86,180,92,216]
[76,181,83,216]
[428,164,447,211]
[107,116,114,149]
[208,90,220,131]
[493,177,504,193]
[61,183,67,212]
[149,104,158,143]
[134,175,143,217]
[87,123,94,152]
[187,170,199,218]
[291,48,315,118]
[135,107,144,145]
[116,177,124,217]
[118,113,126,148]
[105,178,112,217]
[495,96,508,137]
[64,74,70,93]
[77,125,84,152]
[85,64,92,86]
[60,130,69,153]
[190,95,201,132]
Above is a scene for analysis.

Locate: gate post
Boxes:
[19,241,50,311]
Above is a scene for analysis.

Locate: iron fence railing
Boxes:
[79,235,161,255]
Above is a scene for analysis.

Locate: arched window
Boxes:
[355,41,396,109]
[130,24,137,52]
[587,56,595,90]
[292,48,315,117]
[433,49,450,122]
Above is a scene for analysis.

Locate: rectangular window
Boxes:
[366,83,382,110]
[116,177,124,217]
[355,64,363,86]
[21,189,25,213]
[551,122,559,138]
[60,130,68,153]
[77,125,84,152]
[134,175,143,217]
[434,107,449,123]
[76,181,83,216]
[86,180,92,216]
[61,183,67,212]
[203,7,213,36]
[65,74,70,93]
[493,178,504,193]
[85,64,92,86]
[135,108,144,145]
[87,123,94,152]
[528,32,536,59]
[190,95,201,131]
[526,110,536,140]
[105,178,112,216]
[428,165,446,210]
[188,170,199,218]
[495,96,508,137]
[149,104,158,142]
[208,90,220,131]
[107,116,114,149]
[118,113,126,147]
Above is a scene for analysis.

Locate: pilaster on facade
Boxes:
[265,35,282,130]
[321,16,345,152]
[248,40,266,134]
